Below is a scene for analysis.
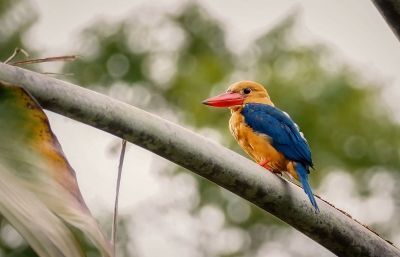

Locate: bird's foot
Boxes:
[258,160,273,172]
[258,160,283,175]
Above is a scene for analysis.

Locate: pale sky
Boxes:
[26,0,400,215]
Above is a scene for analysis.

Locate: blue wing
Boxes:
[241,103,313,168]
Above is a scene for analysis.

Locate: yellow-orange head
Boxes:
[202,80,274,109]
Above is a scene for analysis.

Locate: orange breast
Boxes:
[229,110,289,172]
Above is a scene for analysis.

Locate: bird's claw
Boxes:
[258,160,283,176]
[258,160,273,172]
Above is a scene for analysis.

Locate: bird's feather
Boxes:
[241,103,313,168]
[241,103,319,211]
[296,162,319,212]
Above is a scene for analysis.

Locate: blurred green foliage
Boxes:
[66,4,400,174]
[0,0,37,61]
[1,1,400,256]
[251,16,400,173]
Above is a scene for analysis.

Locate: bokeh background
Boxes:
[1,0,400,256]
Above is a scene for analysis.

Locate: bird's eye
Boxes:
[243,88,252,94]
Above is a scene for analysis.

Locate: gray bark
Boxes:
[0,63,399,257]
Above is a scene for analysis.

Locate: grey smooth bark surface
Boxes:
[0,63,399,257]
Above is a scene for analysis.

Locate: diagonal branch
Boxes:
[372,0,400,41]
[0,63,399,257]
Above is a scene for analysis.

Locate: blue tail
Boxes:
[295,162,319,212]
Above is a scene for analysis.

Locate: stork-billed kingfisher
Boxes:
[202,80,319,211]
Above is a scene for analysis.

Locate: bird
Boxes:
[202,80,319,212]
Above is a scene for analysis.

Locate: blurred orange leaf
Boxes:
[0,81,112,257]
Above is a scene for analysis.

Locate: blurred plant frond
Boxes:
[0,81,112,257]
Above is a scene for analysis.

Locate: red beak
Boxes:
[202,91,244,108]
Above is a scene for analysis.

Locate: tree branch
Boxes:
[372,0,400,41]
[0,63,398,257]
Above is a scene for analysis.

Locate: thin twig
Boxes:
[4,48,30,64]
[41,72,75,77]
[10,55,78,66]
[111,139,127,256]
